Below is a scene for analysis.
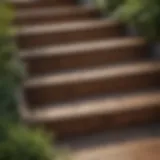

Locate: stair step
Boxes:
[17,20,124,49]
[14,0,160,153]
[11,0,75,10]
[15,6,99,25]
[58,122,160,147]
[24,61,160,106]
[21,37,148,76]
[70,138,160,160]
[24,90,160,137]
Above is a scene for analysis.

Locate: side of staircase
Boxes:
[13,0,160,159]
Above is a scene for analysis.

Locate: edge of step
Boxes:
[24,90,160,123]
[16,19,122,35]
[16,6,97,18]
[20,37,146,58]
[25,60,160,88]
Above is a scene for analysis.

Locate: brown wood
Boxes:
[27,91,160,138]
[17,20,124,49]
[12,0,75,10]
[24,61,160,106]
[22,38,148,76]
[15,7,99,25]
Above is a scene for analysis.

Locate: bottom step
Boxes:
[58,123,160,160]
[23,90,160,138]
[70,138,160,160]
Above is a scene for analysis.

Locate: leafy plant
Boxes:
[112,0,160,40]
[0,124,67,160]
[95,0,160,40]
[0,1,25,120]
[0,3,69,160]
[95,0,124,15]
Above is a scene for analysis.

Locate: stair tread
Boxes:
[28,90,160,122]
[70,138,160,160]
[17,19,120,35]
[25,61,160,88]
[21,37,146,58]
[10,0,75,8]
[58,123,160,147]
[16,6,96,18]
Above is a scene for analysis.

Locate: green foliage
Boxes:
[106,0,125,14]
[0,3,69,160]
[94,0,106,10]
[95,0,160,40]
[0,120,11,143]
[95,0,124,14]
[113,0,160,40]
[0,124,66,160]
[0,1,14,36]
[0,1,25,120]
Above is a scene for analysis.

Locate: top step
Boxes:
[11,0,76,10]
[15,6,99,25]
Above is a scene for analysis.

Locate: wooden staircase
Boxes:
[14,0,160,159]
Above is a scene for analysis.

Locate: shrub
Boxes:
[112,0,160,40]
[0,124,66,160]
[0,1,25,120]
[95,0,124,15]
[95,0,160,40]
[0,3,69,160]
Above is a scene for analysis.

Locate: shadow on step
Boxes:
[57,122,160,151]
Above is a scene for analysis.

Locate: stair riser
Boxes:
[24,45,148,76]
[25,72,160,106]
[17,25,124,49]
[16,10,99,25]
[30,105,160,139]
[13,0,75,10]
